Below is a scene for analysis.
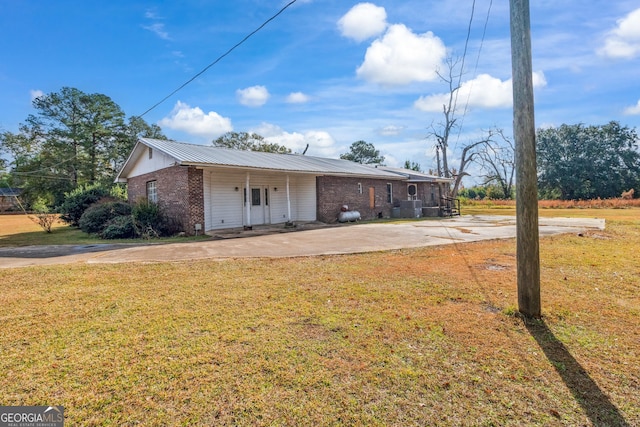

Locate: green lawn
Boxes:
[0,210,638,425]
[0,214,209,247]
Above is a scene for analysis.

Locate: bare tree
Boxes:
[428,57,461,179]
[451,134,493,199]
[475,129,515,199]
[427,57,491,199]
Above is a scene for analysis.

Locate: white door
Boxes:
[246,186,270,225]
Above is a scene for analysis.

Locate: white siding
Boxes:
[208,171,245,230]
[128,147,175,177]
[204,168,318,230]
[292,175,317,221]
[203,170,212,231]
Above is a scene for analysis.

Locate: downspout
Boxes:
[286,174,292,223]
[245,172,251,228]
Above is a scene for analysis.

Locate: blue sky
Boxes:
[1,0,640,178]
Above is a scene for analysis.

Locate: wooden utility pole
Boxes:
[510,0,541,317]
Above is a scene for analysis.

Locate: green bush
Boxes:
[100,215,137,239]
[58,184,109,226]
[132,199,183,238]
[79,201,132,234]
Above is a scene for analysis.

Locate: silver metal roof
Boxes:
[117,138,408,180]
[375,166,453,183]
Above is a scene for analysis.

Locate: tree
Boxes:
[403,160,422,171]
[119,116,168,171]
[428,57,460,179]
[426,57,491,199]
[476,129,515,199]
[537,122,640,199]
[340,140,385,164]
[212,132,291,154]
[0,87,163,206]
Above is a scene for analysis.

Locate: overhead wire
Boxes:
[453,0,494,148]
[139,0,298,118]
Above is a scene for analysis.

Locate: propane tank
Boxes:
[338,210,361,223]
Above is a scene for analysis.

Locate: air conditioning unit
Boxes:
[407,184,417,200]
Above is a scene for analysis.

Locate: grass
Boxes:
[0,209,638,425]
[0,214,210,247]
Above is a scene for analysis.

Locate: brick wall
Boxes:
[127,165,204,235]
[316,176,405,223]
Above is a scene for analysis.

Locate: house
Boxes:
[116,138,452,235]
[0,187,22,212]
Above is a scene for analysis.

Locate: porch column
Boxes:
[286,174,292,222]
[245,172,251,227]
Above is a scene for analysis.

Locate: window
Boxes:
[408,184,417,200]
[251,188,261,206]
[146,180,158,203]
[148,147,153,159]
[386,183,393,203]
[357,182,363,194]
[264,188,269,206]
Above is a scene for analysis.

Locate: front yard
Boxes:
[0,209,638,425]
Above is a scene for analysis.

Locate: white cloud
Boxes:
[356,24,447,86]
[378,125,406,136]
[236,85,270,107]
[624,99,640,115]
[286,92,310,104]
[142,22,170,40]
[158,101,232,138]
[338,3,388,42]
[30,89,44,101]
[599,8,640,59]
[414,71,547,112]
[252,122,337,157]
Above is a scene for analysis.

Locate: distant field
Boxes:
[0,208,638,425]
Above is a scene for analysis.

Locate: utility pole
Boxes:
[510,0,541,317]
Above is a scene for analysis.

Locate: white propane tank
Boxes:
[338,210,361,222]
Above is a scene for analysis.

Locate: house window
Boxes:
[264,188,269,206]
[146,180,158,203]
[357,183,363,194]
[408,184,417,200]
[251,188,261,206]
[148,147,153,159]
[386,183,393,203]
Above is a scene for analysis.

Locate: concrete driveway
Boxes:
[0,215,605,268]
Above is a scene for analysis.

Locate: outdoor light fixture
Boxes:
[274,187,278,191]
[234,187,239,191]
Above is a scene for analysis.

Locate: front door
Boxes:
[245,186,270,225]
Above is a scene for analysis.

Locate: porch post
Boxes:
[245,172,251,227]
[286,174,292,222]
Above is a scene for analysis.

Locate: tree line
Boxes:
[2,86,638,210]
[1,87,166,207]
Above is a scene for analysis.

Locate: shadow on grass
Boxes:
[525,319,629,426]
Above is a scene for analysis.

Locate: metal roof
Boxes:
[117,138,407,180]
[0,187,22,197]
[375,166,453,183]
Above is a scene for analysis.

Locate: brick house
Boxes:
[0,187,22,212]
[116,138,452,235]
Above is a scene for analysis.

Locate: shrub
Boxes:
[79,201,132,234]
[28,197,59,233]
[58,184,109,226]
[132,199,183,238]
[100,215,137,239]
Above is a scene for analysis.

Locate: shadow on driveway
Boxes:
[0,243,149,259]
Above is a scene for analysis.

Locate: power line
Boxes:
[139,0,298,118]
[452,0,476,118]
[454,0,494,147]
